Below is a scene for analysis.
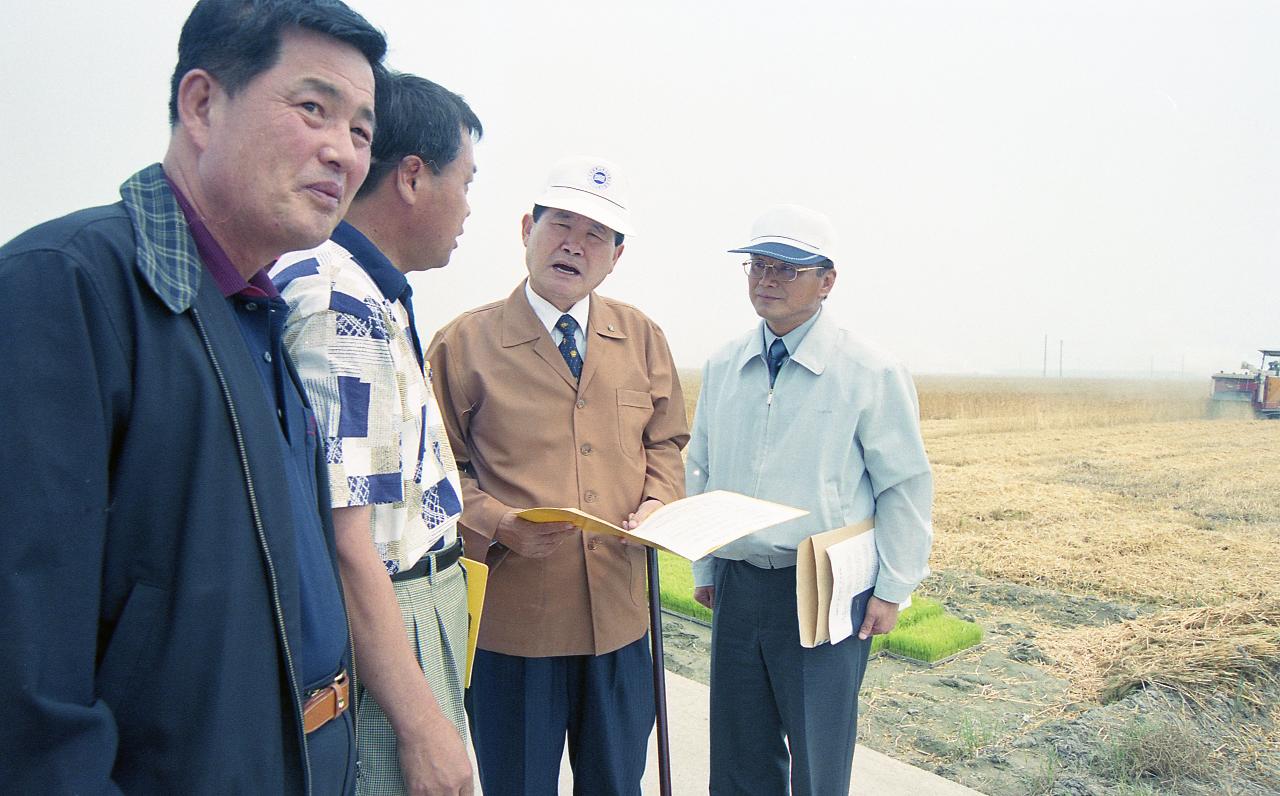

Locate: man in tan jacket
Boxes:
[426,155,688,795]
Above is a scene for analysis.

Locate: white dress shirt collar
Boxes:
[763,307,823,360]
[525,281,591,353]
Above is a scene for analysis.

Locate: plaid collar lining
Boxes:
[119,163,204,314]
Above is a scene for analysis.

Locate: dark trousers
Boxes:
[709,560,873,796]
[466,635,655,795]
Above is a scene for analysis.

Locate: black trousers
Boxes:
[710,560,873,796]
[466,635,655,795]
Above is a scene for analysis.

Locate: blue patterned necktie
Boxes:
[767,337,789,386]
[557,314,583,380]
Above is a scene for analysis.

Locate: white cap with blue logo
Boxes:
[533,155,635,236]
[729,204,837,266]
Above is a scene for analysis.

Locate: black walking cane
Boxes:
[646,546,673,796]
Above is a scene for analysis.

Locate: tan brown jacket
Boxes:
[426,283,688,656]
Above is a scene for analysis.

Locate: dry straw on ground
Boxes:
[1038,602,1280,707]
[1095,714,1215,785]
[927,420,1280,606]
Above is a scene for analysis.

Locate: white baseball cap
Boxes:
[533,155,635,236]
[729,204,837,265]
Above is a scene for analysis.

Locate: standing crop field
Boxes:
[672,371,1280,795]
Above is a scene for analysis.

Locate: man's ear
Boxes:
[599,242,624,280]
[396,155,427,204]
[520,213,534,245]
[174,69,219,150]
[819,268,837,298]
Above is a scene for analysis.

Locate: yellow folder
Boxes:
[459,557,488,688]
[796,518,874,648]
[516,492,807,561]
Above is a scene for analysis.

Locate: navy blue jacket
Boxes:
[0,166,347,793]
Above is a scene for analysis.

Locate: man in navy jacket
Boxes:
[0,1,385,792]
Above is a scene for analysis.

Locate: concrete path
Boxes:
[471,669,986,794]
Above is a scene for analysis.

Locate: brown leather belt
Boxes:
[302,669,350,735]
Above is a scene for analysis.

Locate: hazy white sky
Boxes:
[3,1,1276,375]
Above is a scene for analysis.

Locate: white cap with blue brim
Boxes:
[729,203,837,265]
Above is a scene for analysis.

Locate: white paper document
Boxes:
[518,490,807,560]
[825,528,879,645]
[636,491,808,560]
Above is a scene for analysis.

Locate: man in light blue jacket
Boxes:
[688,204,933,796]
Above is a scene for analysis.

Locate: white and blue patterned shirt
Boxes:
[272,222,462,574]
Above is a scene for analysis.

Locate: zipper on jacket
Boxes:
[753,380,777,498]
[192,308,313,795]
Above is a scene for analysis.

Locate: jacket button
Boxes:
[587,537,598,550]
[580,443,592,455]
[576,399,586,409]
[584,491,597,503]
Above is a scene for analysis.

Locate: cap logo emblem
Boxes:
[589,167,611,188]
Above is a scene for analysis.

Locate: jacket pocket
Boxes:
[628,544,647,607]
[616,389,653,459]
[96,581,167,722]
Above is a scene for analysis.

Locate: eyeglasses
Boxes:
[742,260,827,282]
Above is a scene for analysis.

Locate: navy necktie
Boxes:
[557,314,583,380]
[767,337,789,386]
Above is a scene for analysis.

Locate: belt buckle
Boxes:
[332,669,348,711]
[307,669,348,705]
[303,669,349,734]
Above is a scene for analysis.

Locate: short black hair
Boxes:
[531,204,625,247]
[358,71,484,198]
[169,0,386,126]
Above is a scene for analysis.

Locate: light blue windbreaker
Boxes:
[687,308,933,603]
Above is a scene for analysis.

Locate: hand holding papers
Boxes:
[825,529,879,644]
[796,518,877,648]
[517,490,807,561]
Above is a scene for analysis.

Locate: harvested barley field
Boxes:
[664,373,1280,795]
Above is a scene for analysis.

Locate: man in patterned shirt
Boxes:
[272,71,481,796]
